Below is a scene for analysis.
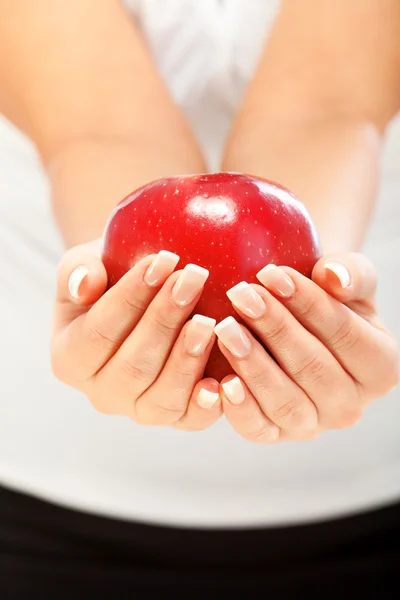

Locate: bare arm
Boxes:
[0,0,205,246]
[223,0,400,252]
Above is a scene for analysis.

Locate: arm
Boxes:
[0,0,205,246]
[223,0,400,252]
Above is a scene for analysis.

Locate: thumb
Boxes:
[55,239,108,328]
[312,252,377,313]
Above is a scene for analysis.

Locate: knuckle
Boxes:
[334,406,363,429]
[291,355,328,385]
[120,358,152,383]
[136,399,184,426]
[121,289,148,314]
[263,316,290,344]
[272,397,303,422]
[246,424,279,444]
[272,397,315,430]
[327,320,360,352]
[295,294,320,321]
[85,322,118,352]
[153,312,180,338]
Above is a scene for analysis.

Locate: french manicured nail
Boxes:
[226,281,265,318]
[222,376,246,405]
[256,264,295,298]
[197,388,219,409]
[214,316,251,358]
[172,264,209,306]
[185,314,216,356]
[68,266,89,299]
[144,250,180,286]
[324,260,351,288]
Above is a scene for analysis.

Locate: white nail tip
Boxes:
[158,250,180,262]
[256,264,277,278]
[214,316,237,335]
[68,266,89,299]
[184,264,210,279]
[222,376,245,405]
[192,314,217,327]
[197,388,219,409]
[324,261,351,288]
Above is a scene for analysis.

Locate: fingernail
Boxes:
[197,388,219,409]
[256,264,295,298]
[226,281,265,318]
[214,316,251,358]
[324,260,351,288]
[172,264,209,306]
[68,266,89,299]
[144,250,180,286]
[222,376,246,405]
[184,314,216,356]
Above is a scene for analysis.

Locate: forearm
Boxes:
[0,0,205,247]
[223,0,400,253]
[47,132,205,248]
[223,116,381,253]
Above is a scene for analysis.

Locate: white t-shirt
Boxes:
[1,0,399,528]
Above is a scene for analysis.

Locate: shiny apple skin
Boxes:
[102,172,321,380]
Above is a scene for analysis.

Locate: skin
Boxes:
[1,0,399,438]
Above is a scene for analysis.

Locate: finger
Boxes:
[214,317,318,437]
[312,252,377,314]
[174,378,222,432]
[101,264,209,405]
[257,264,396,393]
[55,239,107,328]
[220,376,280,444]
[52,250,180,383]
[226,281,360,428]
[135,315,219,425]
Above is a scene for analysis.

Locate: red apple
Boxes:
[102,172,321,380]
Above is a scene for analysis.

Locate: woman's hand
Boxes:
[215,253,399,443]
[51,240,222,430]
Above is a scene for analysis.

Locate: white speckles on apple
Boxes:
[174,189,180,195]
[297,229,300,234]
[274,209,277,214]
[164,194,167,199]
[219,243,223,246]
[211,241,214,245]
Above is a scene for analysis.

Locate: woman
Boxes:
[1,0,399,596]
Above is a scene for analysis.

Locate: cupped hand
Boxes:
[215,253,399,443]
[51,240,222,430]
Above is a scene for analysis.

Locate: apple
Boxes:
[102,172,321,380]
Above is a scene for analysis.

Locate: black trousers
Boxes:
[1,485,399,599]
